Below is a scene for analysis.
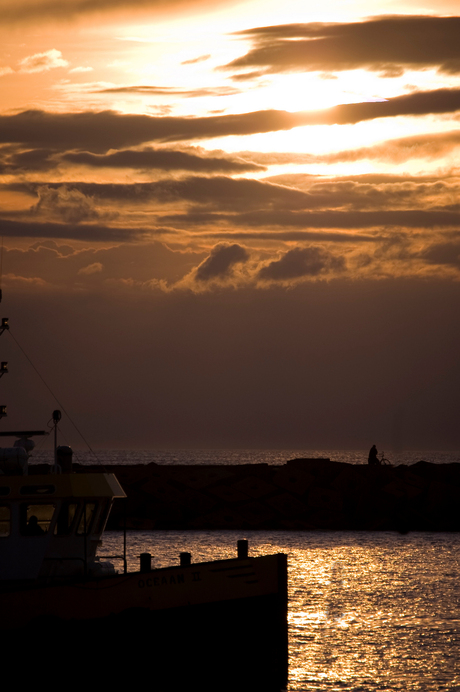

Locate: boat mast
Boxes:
[53,409,61,472]
[0,308,7,421]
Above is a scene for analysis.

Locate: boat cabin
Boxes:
[0,440,125,581]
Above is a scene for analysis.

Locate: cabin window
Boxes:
[20,503,56,536]
[55,502,79,535]
[76,502,97,535]
[0,505,10,537]
[93,501,110,534]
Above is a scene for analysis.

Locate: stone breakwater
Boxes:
[75,458,460,531]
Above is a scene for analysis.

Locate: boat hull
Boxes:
[2,553,288,690]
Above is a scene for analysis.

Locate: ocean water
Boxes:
[100,529,460,692]
[31,447,459,466]
[31,448,460,689]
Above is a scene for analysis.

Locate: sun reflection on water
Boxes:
[100,530,460,691]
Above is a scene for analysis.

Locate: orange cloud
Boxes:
[18,49,68,73]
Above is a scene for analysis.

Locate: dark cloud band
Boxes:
[1,0,225,24]
[2,90,459,151]
[0,217,144,241]
[163,208,460,230]
[227,16,460,76]
[63,148,263,173]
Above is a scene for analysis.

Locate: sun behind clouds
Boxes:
[0,0,460,448]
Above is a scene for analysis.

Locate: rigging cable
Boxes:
[7,328,97,459]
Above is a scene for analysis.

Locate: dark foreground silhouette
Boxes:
[5,579,287,691]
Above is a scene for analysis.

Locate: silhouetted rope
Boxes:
[7,328,97,459]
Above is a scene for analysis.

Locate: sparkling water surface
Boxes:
[99,530,460,692]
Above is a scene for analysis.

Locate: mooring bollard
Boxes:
[180,551,191,566]
[237,539,248,558]
[140,552,152,572]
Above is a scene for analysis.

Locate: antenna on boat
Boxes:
[53,409,61,471]
[0,305,7,418]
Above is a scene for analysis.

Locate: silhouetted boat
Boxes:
[0,434,287,688]
[0,318,288,689]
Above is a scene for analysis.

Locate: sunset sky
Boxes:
[0,0,459,450]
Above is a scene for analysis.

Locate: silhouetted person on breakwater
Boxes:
[368,445,379,465]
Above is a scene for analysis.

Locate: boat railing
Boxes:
[42,553,127,577]
[94,553,127,574]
